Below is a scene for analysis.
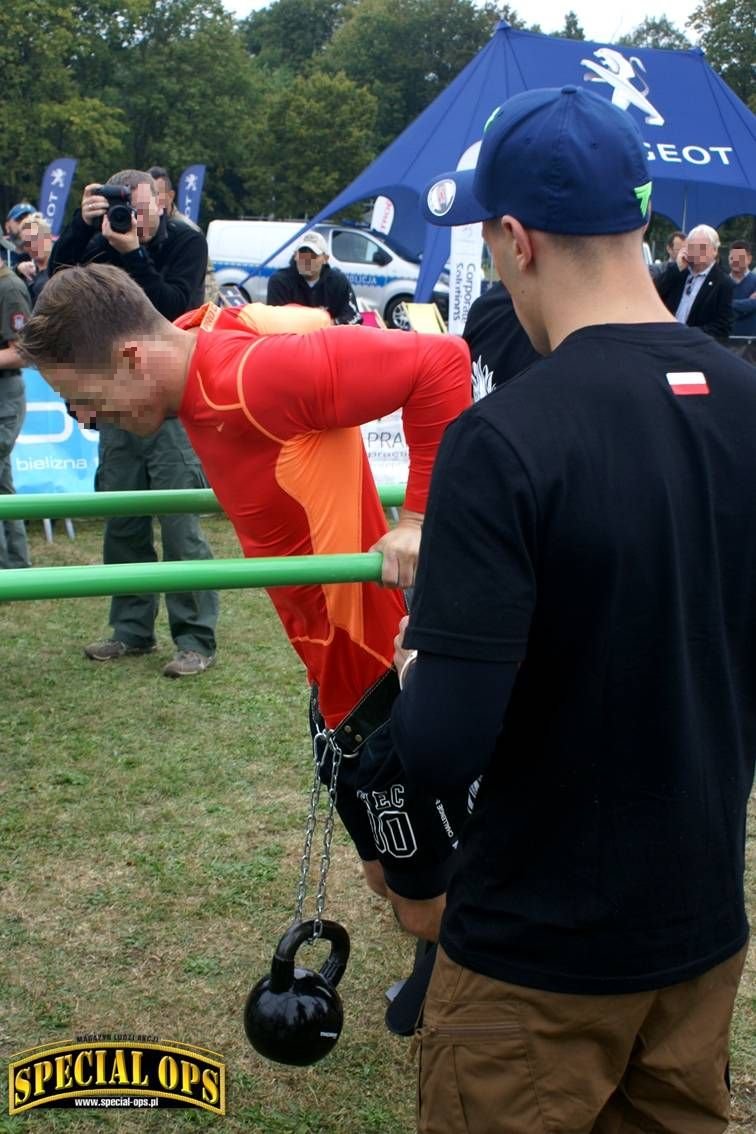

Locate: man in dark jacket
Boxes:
[655,223,733,340]
[49,170,219,678]
[267,230,361,324]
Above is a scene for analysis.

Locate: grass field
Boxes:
[1,514,754,1132]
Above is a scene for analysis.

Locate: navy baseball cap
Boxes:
[423,86,652,235]
[6,203,36,223]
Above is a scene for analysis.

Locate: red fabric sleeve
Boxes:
[240,326,472,512]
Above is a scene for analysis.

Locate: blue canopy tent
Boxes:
[275,23,756,302]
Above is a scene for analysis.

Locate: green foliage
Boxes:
[321,0,496,149]
[238,70,378,217]
[553,10,585,39]
[241,0,354,72]
[618,15,692,50]
[2,0,750,228]
[688,0,756,108]
[0,1,126,206]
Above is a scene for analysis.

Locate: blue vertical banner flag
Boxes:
[37,158,78,235]
[178,165,206,224]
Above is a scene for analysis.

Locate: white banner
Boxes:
[361,410,408,487]
[448,141,483,336]
[370,195,395,235]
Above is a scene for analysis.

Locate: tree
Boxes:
[553,10,585,39]
[237,70,378,217]
[0,0,263,223]
[0,1,126,212]
[618,16,692,50]
[321,0,496,149]
[240,0,353,72]
[479,2,535,30]
[688,0,756,109]
[108,0,260,170]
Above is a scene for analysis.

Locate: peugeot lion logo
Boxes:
[581,47,665,127]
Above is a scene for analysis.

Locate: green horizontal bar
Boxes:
[0,553,384,602]
[0,484,406,520]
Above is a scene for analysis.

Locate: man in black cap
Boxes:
[391,85,756,1131]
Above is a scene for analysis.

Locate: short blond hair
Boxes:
[19,213,52,239]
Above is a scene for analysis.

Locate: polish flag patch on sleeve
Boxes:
[666,371,710,396]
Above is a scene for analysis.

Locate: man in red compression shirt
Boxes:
[20,265,472,942]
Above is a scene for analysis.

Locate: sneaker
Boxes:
[162,650,216,678]
[84,638,157,661]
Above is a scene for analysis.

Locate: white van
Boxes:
[206,220,449,329]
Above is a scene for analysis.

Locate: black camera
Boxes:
[91,185,136,234]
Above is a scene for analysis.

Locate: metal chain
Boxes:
[312,736,344,940]
[293,728,326,924]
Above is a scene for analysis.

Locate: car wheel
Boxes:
[384,295,413,331]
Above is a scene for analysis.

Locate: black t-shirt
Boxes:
[462,282,541,399]
[406,321,756,994]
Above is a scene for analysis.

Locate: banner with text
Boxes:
[38,158,78,236]
[178,165,206,225]
[361,411,409,488]
[370,195,395,235]
[448,141,483,336]
[13,369,98,495]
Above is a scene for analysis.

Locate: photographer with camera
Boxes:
[49,170,219,678]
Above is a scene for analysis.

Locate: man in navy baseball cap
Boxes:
[391,84,756,1132]
[5,203,38,263]
[423,85,652,235]
[420,85,658,357]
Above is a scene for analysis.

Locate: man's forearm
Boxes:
[391,652,518,794]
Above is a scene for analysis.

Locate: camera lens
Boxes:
[108,204,134,234]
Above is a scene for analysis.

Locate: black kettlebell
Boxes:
[244,919,350,1066]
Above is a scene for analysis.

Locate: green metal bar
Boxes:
[0,553,384,603]
[0,484,406,519]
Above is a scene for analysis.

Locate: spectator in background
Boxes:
[148,166,219,303]
[655,223,733,340]
[462,282,540,401]
[728,241,756,360]
[16,214,53,306]
[4,203,36,270]
[650,229,687,281]
[49,169,219,678]
[267,231,361,324]
[665,229,687,262]
[147,166,199,231]
[0,263,32,568]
